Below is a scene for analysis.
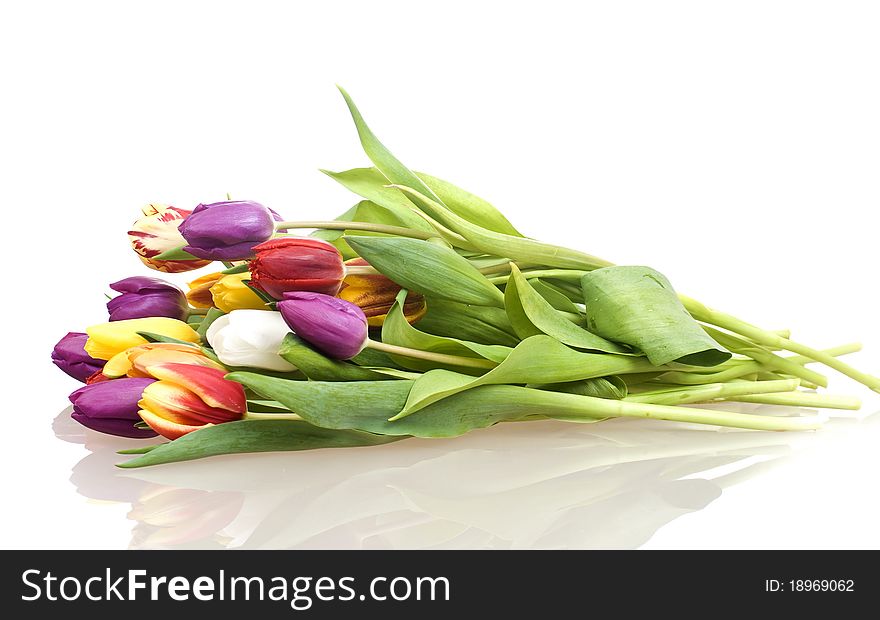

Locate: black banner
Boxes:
[1,551,874,617]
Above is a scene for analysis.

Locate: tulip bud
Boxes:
[277,291,368,360]
[102,342,224,379]
[128,204,211,273]
[84,318,201,360]
[206,310,297,372]
[137,363,247,440]
[69,378,158,438]
[186,272,223,308]
[250,237,345,299]
[52,332,105,382]
[210,272,268,312]
[106,276,189,322]
[338,258,427,327]
[178,200,277,261]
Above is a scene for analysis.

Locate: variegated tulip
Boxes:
[138,363,247,440]
[338,258,426,327]
[128,204,211,273]
[102,342,224,379]
[84,318,200,361]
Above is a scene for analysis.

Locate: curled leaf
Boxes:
[581,266,731,367]
[506,264,629,354]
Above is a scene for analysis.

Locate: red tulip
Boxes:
[249,237,345,299]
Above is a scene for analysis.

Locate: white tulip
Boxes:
[206,310,297,372]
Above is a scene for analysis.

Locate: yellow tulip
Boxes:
[186,272,223,308]
[210,272,268,312]
[85,318,201,360]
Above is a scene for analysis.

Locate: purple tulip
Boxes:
[178,200,278,261]
[52,332,105,382]
[69,377,158,438]
[277,291,369,359]
[106,276,189,321]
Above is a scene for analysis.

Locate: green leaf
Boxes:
[196,307,226,341]
[416,297,521,347]
[154,245,203,261]
[337,86,444,209]
[246,399,295,413]
[118,445,158,455]
[278,333,394,381]
[231,370,822,437]
[415,171,523,237]
[581,266,731,367]
[380,290,511,373]
[221,263,250,275]
[505,264,629,354]
[228,372,609,438]
[326,166,525,239]
[391,184,612,270]
[345,236,505,307]
[117,419,403,468]
[530,279,582,314]
[136,331,200,346]
[398,335,658,417]
[321,171,437,231]
[531,376,628,400]
[350,346,410,370]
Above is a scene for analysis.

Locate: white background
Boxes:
[1,0,878,549]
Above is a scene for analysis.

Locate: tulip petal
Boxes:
[138,408,208,440]
[85,318,200,360]
[103,342,220,378]
[147,363,246,413]
[139,381,238,425]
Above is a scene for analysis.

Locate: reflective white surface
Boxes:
[3,1,880,550]
[50,403,880,549]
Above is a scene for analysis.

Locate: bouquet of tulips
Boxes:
[52,88,877,468]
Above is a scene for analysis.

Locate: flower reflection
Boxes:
[54,404,878,549]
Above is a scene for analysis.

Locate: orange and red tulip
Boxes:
[138,363,246,440]
[102,342,224,379]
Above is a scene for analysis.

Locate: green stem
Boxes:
[187,307,210,317]
[626,379,800,406]
[702,326,828,387]
[653,343,856,387]
[244,411,302,421]
[682,295,880,393]
[488,269,589,285]
[786,343,862,365]
[727,392,862,410]
[478,261,539,275]
[366,339,497,370]
[274,220,436,240]
[549,391,824,431]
